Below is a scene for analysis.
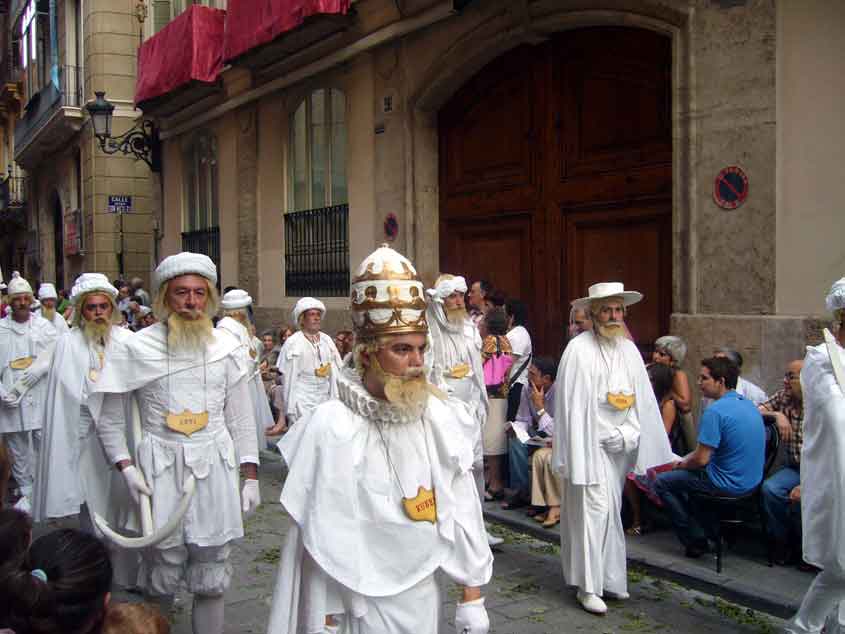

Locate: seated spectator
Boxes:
[102,603,169,634]
[700,347,767,410]
[759,359,804,565]
[567,306,593,340]
[654,356,766,558]
[259,330,280,393]
[504,356,556,509]
[479,308,513,500]
[334,329,354,359]
[265,326,295,437]
[527,359,559,527]
[0,528,113,634]
[467,279,493,326]
[0,508,31,565]
[652,335,693,452]
[624,363,679,535]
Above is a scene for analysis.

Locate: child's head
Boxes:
[102,603,170,634]
[0,508,32,564]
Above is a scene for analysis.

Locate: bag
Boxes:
[483,338,514,398]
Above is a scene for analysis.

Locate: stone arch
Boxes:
[403,3,693,312]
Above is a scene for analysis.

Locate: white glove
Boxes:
[600,428,625,454]
[121,465,152,505]
[18,370,39,389]
[241,479,261,514]
[455,597,489,634]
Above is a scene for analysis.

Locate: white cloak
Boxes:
[42,311,70,336]
[88,323,259,550]
[0,313,59,433]
[32,326,137,523]
[800,341,845,571]
[266,365,493,634]
[275,330,341,423]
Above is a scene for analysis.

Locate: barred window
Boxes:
[181,130,220,283]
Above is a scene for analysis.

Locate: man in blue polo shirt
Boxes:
[655,356,765,557]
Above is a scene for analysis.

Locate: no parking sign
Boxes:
[713,166,749,210]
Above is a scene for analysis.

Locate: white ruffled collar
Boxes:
[336,365,422,426]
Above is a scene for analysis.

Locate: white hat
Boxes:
[70,273,118,305]
[426,275,468,303]
[38,283,58,300]
[153,252,218,291]
[222,289,253,310]
[350,244,427,340]
[571,282,643,309]
[826,278,845,312]
[7,276,33,297]
[292,297,326,325]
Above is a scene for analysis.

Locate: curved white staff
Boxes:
[824,328,845,391]
[94,397,196,549]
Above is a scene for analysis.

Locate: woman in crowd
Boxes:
[652,335,693,452]
[480,307,513,501]
[265,325,295,437]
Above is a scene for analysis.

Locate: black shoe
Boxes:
[685,540,710,559]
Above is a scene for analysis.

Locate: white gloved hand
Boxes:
[600,428,625,454]
[455,597,489,634]
[121,465,152,505]
[1,391,22,408]
[18,370,39,389]
[241,479,261,514]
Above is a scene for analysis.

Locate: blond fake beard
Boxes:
[598,322,626,340]
[445,306,468,325]
[81,318,112,345]
[370,356,434,416]
[42,306,56,321]
[167,312,213,353]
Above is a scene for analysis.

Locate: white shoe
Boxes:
[576,590,607,615]
[604,590,630,600]
[486,532,504,547]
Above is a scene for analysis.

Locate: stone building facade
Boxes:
[139,0,843,407]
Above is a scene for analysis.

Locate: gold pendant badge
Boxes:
[249,348,257,359]
[447,363,470,379]
[402,486,437,524]
[166,410,210,436]
[10,356,33,370]
[314,363,332,378]
[607,392,635,411]
[88,369,100,382]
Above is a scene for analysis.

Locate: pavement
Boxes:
[36,449,805,632]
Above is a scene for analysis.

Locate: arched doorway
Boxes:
[438,26,672,356]
[52,193,65,288]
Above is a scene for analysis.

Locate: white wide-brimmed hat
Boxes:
[6,276,33,297]
[571,282,643,309]
[153,252,218,291]
[38,282,58,300]
[292,297,326,325]
[222,289,253,310]
[70,273,118,305]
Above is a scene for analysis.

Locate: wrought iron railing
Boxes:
[0,175,27,209]
[284,203,349,297]
[181,226,221,286]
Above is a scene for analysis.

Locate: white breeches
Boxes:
[559,449,628,597]
[339,574,441,634]
[4,430,40,497]
[787,568,845,634]
[141,542,232,597]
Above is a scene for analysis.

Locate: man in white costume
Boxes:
[217,288,274,449]
[0,275,59,511]
[553,282,675,615]
[37,282,69,335]
[88,253,261,634]
[786,278,845,634]
[274,297,342,428]
[267,244,492,634]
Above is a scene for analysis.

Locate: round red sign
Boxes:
[713,165,749,210]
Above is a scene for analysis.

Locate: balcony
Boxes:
[14,65,84,169]
[0,175,28,227]
[284,204,349,297]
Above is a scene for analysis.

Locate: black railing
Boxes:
[284,204,349,297]
[181,227,221,287]
[15,65,83,152]
[0,175,27,209]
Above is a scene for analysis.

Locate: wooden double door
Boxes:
[439,27,672,356]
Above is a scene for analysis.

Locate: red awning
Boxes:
[135,5,226,106]
[223,0,351,63]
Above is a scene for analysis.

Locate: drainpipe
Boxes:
[49,0,59,89]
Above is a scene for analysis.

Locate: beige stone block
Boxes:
[88,53,137,79]
[93,232,120,252]
[86,33,138,58]
[86,10,136,36]
[122,213,153,233]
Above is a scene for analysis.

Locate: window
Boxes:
[19,0,49,102]
[288,88,347,213]
[181,131,220,282]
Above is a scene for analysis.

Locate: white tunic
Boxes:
[42,311,70,336]
[0,314,58,433]
[800,341,845,571]
[89,323,259,549]
[275,330,341,423]
[266,365,493,634]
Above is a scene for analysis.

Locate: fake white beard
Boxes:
[445,306,468,325]
[42,306,56,321]
[370,356,432,417]
[167,312,213,353]
[597,322,625,340]
[81,318,112,346]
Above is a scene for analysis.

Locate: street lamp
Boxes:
[85,91,161,172]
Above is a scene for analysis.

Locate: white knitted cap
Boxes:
[426,275,468,303]
[70,273,118,305]
[221,289,253,310]
[6,276,33,297]
[37,283,58,300]
[826,277,845,313]
[292,297,326,324]
[153,252,218,291]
